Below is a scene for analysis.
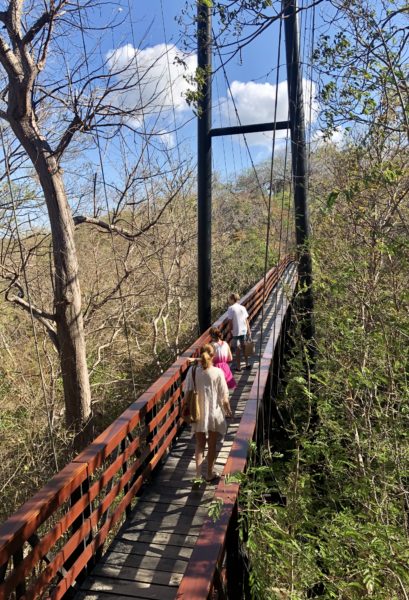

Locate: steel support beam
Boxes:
[283,0,315,352]
[197,0,212,333]
[210,120,290,137]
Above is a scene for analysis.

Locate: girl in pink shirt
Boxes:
[210,327,237,390]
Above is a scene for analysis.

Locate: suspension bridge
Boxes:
[0,0,317,598]
[0,258,297,600]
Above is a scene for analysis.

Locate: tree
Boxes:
[314,0,408,143]
[0,1,189,446]
[231,1,409,597]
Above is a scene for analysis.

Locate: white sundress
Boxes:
[183,364,229,436]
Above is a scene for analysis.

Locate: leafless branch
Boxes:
[74,171,192,239]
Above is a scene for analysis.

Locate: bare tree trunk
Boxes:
[8,113,92,438]
[0,0,187,448]
[0,2,92,446]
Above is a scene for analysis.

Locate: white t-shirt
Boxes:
[227,303,248,336]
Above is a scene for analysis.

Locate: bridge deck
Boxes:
[77,265,295,600]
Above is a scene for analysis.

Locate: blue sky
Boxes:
[75,0,323,186]
[53,0,405,200]
[1,0,403,229]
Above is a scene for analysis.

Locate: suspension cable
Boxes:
[307,0,317,177]
[213,31,270,210]
[214,11,286,444]
[77,4,139,399]
[254,10,285,446]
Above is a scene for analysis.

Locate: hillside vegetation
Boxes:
[0,176,290,522]
[239,138,409,598]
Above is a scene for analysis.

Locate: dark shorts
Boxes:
[231,335,245,350]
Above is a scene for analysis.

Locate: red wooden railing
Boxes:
[177,262,298,599]
[0,256,292,600]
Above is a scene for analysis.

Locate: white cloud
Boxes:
[106,43,196,127]
[220,79,319,148]
[155,129,175,148]
[311,126,345,148]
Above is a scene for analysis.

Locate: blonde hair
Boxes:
[229,292,240,303]
[200,343,214,369]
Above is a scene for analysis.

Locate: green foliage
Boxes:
[314,1,408,140]
[238,133,409,597]
[184,65,212,113]
[208,496,224,522]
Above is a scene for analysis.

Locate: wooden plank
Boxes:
[157,468,197,481]
[164,447,194,457]
[169,439,192,448]
[117,531,198,549]
[92,564,183,587]
[124,515,203,536]
[163,449,195,459]
[77,593,136,600]
[107,541,193,562]
[142,481,210,495]
[159,458,196,469]
[147,478,218,489]
[128,509,205,528]
[160,460,196,471]
[131,501,208,519]
[146,475,205,488]
[81,576,177,600]
[148,468,198,482]
[138,489,214,508]
[164,449,193,458]
[100,551,188,574]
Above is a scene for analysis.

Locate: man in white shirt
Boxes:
[227,293,251,371]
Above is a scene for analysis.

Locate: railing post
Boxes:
[283,0,315,358]
[197,0,212,333]
[66,477,92,586]
[145,402,157,453]
[122,438,132,519]
[0,560,7,586]
[13,549,25,599]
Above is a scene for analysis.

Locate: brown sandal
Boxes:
[206,471,221,482]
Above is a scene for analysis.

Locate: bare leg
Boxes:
[195,432,206,478]
[235,345,241,370]
[207,431,219,479]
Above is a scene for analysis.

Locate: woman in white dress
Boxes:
[184,344,232,481]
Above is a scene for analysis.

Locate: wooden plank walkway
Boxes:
[77,264,296,600]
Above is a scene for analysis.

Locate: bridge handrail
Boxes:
[176,263,298,599]
[0,256,292,600]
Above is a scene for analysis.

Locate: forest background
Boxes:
[0,1,408,598]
